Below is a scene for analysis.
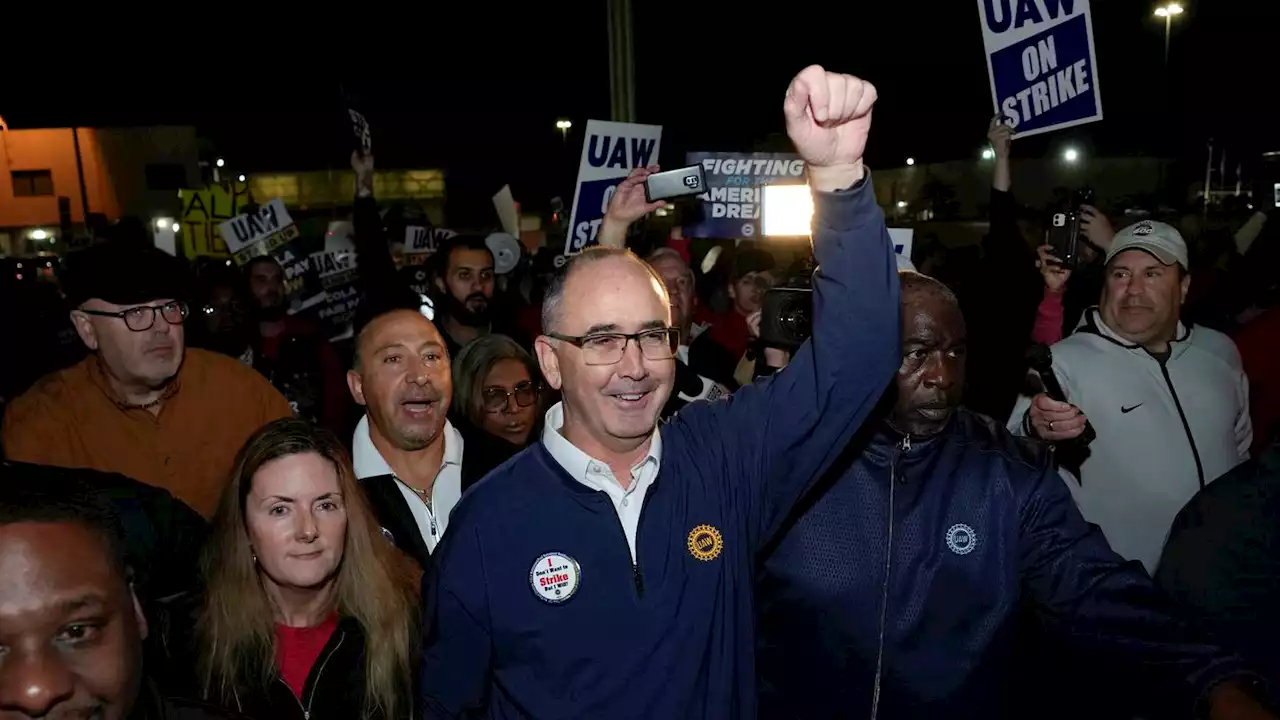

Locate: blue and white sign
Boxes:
[564,120,663,255]
[978,0,1102,138]
[684,152,806,240]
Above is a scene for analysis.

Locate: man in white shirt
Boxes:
[1009,220,1252,573]
[346,305,508,569]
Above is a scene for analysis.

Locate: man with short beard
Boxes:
[2,243,292,518]
[430,235,521,357]
[242,256,348,435]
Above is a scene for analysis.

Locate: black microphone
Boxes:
[1026,344,1096,446]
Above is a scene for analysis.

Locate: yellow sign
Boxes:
[178,181,253,258]
[687,524,723,562]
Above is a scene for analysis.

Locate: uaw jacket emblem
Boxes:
[687,524,723,561]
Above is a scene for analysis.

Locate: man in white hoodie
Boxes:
[1009,220,1252,574]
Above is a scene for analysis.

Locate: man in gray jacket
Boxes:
[1009,220,1251,573]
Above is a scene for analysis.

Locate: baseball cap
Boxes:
[61,242,192,308]
[1105,220,1188,270]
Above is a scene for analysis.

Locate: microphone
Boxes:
[1026,344,1096,446]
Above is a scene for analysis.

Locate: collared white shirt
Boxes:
[541,402,661,562]
[352,414,465,554]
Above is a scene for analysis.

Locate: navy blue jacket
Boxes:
[418,176,901,719]
[757,409,1250,719]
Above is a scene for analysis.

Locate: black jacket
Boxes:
[359,423,518,571]
[1157,442,1280,691]
[131,682,248,720]
[227,617,411,720]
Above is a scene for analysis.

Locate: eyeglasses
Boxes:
[481,381,540,413]
[546,327,680,366]
[80,301,189,332]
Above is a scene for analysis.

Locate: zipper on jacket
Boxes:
[869,435,908,720]
[1157,358,1206,489]
[280,630,346,720]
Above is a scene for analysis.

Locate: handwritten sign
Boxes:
[178,182,252,258]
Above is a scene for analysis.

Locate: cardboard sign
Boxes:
[978,0,1102,138]
[684,152,806,239]
[178,182,253,258]
[564,120,663,255]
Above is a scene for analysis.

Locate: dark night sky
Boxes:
[3,2,1275,218]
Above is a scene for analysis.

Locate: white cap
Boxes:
[1106,220,1188,270]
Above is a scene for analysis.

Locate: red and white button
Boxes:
[529,552,581,604]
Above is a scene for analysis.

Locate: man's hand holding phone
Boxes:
[1036,244,1072,292]
[599,165,666,247]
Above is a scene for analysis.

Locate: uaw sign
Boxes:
[219,199,318,309]
[684,152,806,239]
[220,199,300,266]
[978,0,1102,138]
[564,120,662,255]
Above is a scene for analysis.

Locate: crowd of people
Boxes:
[0,64,1277,720]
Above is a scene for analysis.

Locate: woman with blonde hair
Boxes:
[197,417,418,719]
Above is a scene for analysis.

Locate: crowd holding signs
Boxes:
[178,182,253,258]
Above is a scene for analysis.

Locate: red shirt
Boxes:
[1235,306,1280,455]
[695,307,751,361]
[275,613,339,699]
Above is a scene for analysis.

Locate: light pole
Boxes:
[1154,3,1184,66]
[555,119,572,143]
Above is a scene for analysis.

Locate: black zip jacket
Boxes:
[227,617,412,720]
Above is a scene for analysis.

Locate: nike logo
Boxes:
[1121,404,1143,414]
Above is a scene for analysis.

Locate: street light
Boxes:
[1063,147,1080,163]
[905,157,916,166]
[1154,3,1183,65]
[555,119,572,142]
[896,201,908,209]
[982,148,995,160]
[238,174,246,182]
[215,157,225,168]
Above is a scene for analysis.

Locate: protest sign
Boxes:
[978,0,1102,138]
[684,152,806,239]
[219,199,322,309]
[889,228,914,262]
[403,226,458,266]
[178,181,253,258]
[312,221,362,337]
[564,120,663,254]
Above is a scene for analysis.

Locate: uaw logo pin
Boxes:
[946,523,977,556]
[529,552,581,604]
[687,524,723,561]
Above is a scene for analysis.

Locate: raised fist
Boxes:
[784,65,876,192]
[987,115,1013,159]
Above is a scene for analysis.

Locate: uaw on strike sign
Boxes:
[564,120,662,255]
[978,0,1102,138]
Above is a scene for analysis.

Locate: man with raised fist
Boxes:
[418,65,900,719]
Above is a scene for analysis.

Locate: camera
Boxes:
[759,257,815,349]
